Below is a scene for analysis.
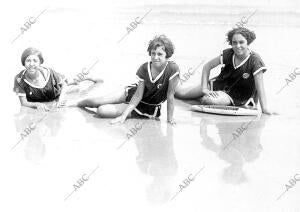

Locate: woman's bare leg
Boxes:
[97,103,132,118]
[200,91,232,105]
[73,89,126,108]
[175,82,206,99]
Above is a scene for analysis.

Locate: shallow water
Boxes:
[4,2,300,212]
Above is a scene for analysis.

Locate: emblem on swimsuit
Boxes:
[243,73,250,79]
[224,86,230,93]
[157,84,162,89]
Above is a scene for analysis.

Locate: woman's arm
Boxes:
[123,81,145,117]
[254,71,276,115]
[200,56,221,94]
[56,82,69,107]
[199,56,222,99]
[110,81,145,124]
[82,77,104,83]
[167,75,180,124]
[18,96,50,111]
[68,77,104,85]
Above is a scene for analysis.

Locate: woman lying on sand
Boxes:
[13,47,102,111]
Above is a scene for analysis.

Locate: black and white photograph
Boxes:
[2,0,300,211]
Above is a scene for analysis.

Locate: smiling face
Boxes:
[150,46,167,68]
[24,54,41,74]
[231,33,249,57]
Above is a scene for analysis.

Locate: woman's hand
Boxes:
[201,88,210,96]
[167,118,176,125]
[37,103,50,112]
[202,88,219,99]
[72,78,83,85]
[72,77,103,85]
[110,115,127,124]
[57,100,67,108]
[85,77,104,83]
[207,91,220,99]
[262,108,278,115]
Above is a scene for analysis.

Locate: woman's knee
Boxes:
[175,89,187,99]
[97,104,122,118]
[200,95,215,105]
[200,93,231,105]
[77,100,88,107]
[78,97,102,107]
[175,87,203,100]
[97,105,106,117]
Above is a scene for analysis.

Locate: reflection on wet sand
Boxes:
[199,115,268,184]
[133,121,178,205]
[14,106,64,162]
[76,107,144,146]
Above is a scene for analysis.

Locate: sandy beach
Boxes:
[3,1,300,212]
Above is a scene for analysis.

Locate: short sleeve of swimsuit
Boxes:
[51,68,67,85]
[136,63,148,82]
[250,55,267,75]
[13,73,26,96]
[221,48,233,66]
[168,62,180,81]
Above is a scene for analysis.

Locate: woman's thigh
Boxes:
[200,91,232,105]
[97,103,131,118]
[77,89,126,107]
[175,83,205,99]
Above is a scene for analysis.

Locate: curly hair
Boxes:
[147,35,175,59]
[226,27,256,45]
[21,47,44,66]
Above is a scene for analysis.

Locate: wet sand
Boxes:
[4,1,300,212]
[4,95,299,212]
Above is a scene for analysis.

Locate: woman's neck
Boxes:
[25,68,40,81]
[235,49,251,60]
[151,61,167,72]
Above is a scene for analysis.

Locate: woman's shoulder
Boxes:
[14,70,26,82]
[221,48,234,64]
[138,62,148,70]
[250,51,263,60]
[222,48,234,55]
[167,61,179,70]
[43,66,65,79]
[248,51,265,66]
[41,66,53,74]
[165,61,179,78]
[15,69,26,77]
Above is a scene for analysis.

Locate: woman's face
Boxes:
[150,46,167,68]
[231,33,248,56]
[24,54,41,74]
